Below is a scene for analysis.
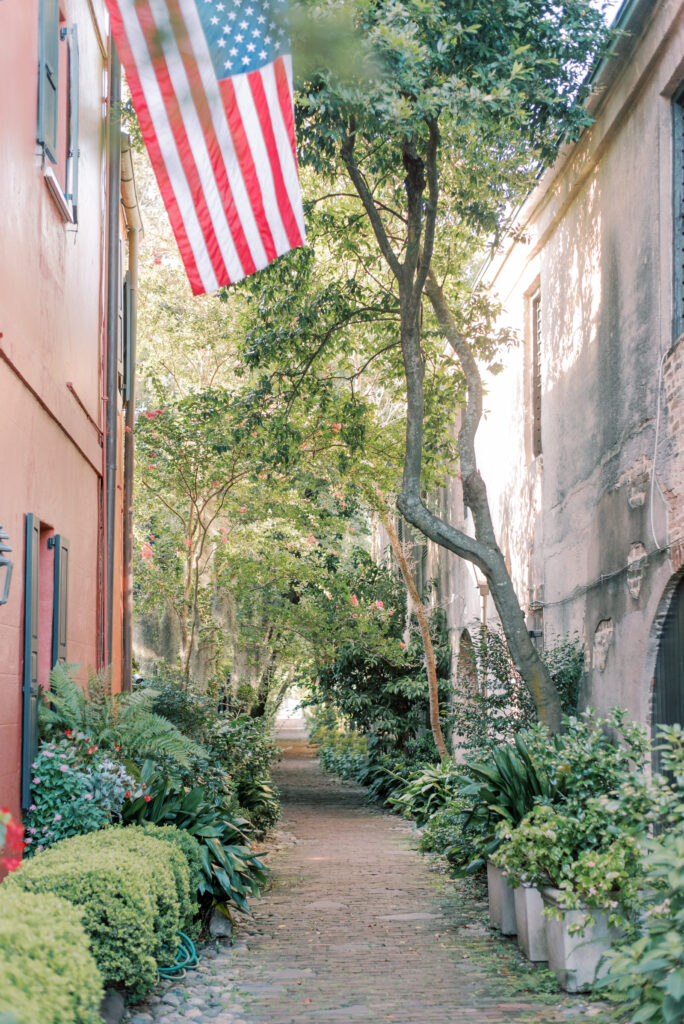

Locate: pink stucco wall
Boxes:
[0,0,112,817]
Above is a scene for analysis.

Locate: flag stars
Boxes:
[240,19,248,28]
[259,49,267,58]
[216,1,225,9]
[217,37,226,46]
[242,55,250,64]
[230,46,238,54]
[224,59,233,69]
[257,14,266,22]
[210,15,219,23]
[264,34,271,43]
[235,32,244,41]
[252,28,261,37]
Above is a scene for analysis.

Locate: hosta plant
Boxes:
[390,761,461,826]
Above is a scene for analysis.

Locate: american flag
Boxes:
[105,0,306,294]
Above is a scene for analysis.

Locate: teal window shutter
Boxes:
[65,26,79,219]
[22,515,41,810]
[51,535,70,666]
[37,0,60,164]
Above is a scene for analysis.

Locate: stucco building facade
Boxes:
[430,0,684,744]
[0,0,140,816]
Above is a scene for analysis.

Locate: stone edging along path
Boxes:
[124,741,617,1024]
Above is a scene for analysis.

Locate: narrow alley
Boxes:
[125,732,613,1024]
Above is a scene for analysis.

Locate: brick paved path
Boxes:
[126,740,614,1024]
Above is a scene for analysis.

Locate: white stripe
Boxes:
[147,0,245,282]
[177,0,269,270]
[260,59,306,242]
[118,2,217,292]
[232,72,290,255]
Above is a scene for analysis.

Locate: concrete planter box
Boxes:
[514,882,548,962]
[541,887,620,993]
[487,861,517,935]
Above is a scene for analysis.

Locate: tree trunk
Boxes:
[382,513,449,761]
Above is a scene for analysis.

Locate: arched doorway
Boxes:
[653,574,684,770]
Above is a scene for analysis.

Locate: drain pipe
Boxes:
[121,137,142,691]
[105,46,122,667]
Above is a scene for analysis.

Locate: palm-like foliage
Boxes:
[40,663,206,768]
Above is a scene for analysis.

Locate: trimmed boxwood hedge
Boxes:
[0,889,102,1024]
[5,825,202,997]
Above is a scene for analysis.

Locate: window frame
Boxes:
[37,2,80,224]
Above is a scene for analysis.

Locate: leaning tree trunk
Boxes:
[382,513,449,762]
[339,120,563,733]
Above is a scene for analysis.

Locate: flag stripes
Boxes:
[106,0,306,295]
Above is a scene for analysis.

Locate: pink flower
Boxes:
[145,410,156,420]
[332,423,341,432]
[124,425,132,433]
[400,641,406,649]
[350,594,359,607]
[53,813,62,822]
[307,534,316,545]
[375,600,384,610]
[59,765,69,772]
[83,794,93,801]
[141,543,153,560]
[31,778,41,785]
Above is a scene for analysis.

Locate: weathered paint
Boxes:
[0,1,126,817]
[441,0,684,731]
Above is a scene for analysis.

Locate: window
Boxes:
[37,0,80,223]
[673,91,684,339]
[531,292,542,458]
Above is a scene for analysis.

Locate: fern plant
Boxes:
[40,664,206,768]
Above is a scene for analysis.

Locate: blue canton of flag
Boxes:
[198,0,289,77]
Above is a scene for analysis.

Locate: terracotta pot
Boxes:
[487,861,517,936]
[541,887,621,993]
[514,882,548,962]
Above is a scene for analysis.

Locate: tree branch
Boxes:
[341,124,403,282]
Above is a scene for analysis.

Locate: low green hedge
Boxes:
[5,825,201,997]
[0,889,102,1024]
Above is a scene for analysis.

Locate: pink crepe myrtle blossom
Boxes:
[350,594,359,607]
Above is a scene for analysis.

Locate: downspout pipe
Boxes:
[121,137,142,692]
[105,46,122,667]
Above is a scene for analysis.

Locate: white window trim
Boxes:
[44,166,75,224]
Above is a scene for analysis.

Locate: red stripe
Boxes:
[104,1,204,294]
[219,78,277,263]
[167,0,256,277]
[136,1,231,288]
[248,68,302,250]
[274,57,298,165]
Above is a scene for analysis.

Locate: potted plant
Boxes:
[494,801,644,991]
[458,734,556,936]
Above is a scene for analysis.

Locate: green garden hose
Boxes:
[158,931,200,980]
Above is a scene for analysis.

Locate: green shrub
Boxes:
[5,826,195,997]
[122,763,268,912]
[0,889,102,1024]
[390,761,461,826]
[237,774,281,836]
[24,738,136,855]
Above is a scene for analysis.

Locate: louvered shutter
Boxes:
[37,0,60,164]
[51,535,69,666]
[66,26,80,218]
[532,294,542,458]
[21,515,41,809]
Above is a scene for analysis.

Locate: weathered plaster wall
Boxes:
[469,0,684,730]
